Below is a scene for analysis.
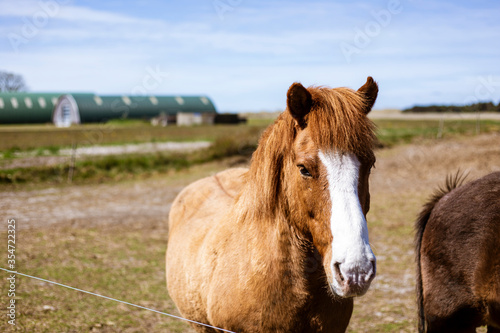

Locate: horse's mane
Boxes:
[234,86,376,223]
[414,170,468,333]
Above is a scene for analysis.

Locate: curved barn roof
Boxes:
[0,92,217,125]
[0,92,63,124]
[70,94,216,123]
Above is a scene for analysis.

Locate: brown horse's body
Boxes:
[167,167,354,332]
[415,172,500,333]
[167,78,379,332]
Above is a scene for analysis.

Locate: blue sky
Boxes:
[1,0,499,112]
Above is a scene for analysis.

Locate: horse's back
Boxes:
[419,171,500,331]
[168,167,247,233]
[428,171,500,258]
[166,167,247,326]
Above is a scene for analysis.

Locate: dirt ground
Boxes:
[1,132,499,332]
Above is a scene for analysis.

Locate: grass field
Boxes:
[1,117,499,151]
[0,122,264,151]
[0,116,499,332]
[1,117,499,187]
[3,224,188,332]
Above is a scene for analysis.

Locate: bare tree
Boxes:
[0,71,28,92]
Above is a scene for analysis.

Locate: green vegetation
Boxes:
[374,119,500,147]
[0,135,258,186]
[2,147,21,159]
[403,101,500,113]
[1,118,499,187]
[0,123,262,151]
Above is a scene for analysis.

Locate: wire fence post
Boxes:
[437,116,444,139]
[475,111,481,135]
[68,143,77,183]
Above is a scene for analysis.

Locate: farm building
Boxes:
[0,92,217,126]
[177,112,215,126]
[0,92,62,124]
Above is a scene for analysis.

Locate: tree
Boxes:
[0,71,28,92]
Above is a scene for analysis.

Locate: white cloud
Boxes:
[0,0,158,24]
[0,0,499,111]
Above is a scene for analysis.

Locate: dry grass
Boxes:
[1,224,191,332]
[0,129,499,332]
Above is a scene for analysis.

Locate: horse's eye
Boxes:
[298,165,312,177]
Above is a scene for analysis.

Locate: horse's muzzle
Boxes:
[332,259,376,298]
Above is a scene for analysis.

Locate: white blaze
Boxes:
[318,151,375,295]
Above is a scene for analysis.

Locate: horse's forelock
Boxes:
[306,87,376,157]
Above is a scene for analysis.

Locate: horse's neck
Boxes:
[237,208,310,277]
[232,188,310,274]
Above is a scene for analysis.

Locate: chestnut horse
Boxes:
[166,77,379,332]
[415,171,500,333]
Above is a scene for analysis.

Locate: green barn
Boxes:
[0,92,217,126]
[0,92,62,124]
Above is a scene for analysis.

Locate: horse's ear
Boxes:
[357,76,378,114]
[287,82,312,127]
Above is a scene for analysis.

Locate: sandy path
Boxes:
[0,141,211,170]
[0,179,182,230]
[0,157,247,230]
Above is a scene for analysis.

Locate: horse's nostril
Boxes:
[334,262,344,282]
[366,260,376,282]
[334,260,376,286]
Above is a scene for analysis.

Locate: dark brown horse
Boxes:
[415,171,500,333]
[166,77,379,332]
